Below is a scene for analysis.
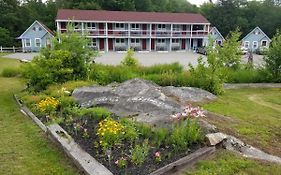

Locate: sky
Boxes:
[188,0,217,6]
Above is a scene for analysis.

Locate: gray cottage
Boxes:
[210,27,224,46]
[242,27,271,52]
[18,20,55,52]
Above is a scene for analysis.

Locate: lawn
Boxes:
[203,88,281,157]
[187,150,281,175]
[0,57,79,175]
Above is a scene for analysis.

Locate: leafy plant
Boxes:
[130,139,150,166]
[169,119,203,152]
[120,118,139,144]
[121,49,139,67]
[153,127,168,148]
[1,67,21,77]
[37,97,59,114]
[96,118,124,151]
[115,157,128,169]
[135,122,153,139]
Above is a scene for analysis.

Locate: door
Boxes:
[99,38,104,50]
[99,23,104,35]
[142,39,146,50]
[108,38,113,51]
[151,39,155,50]
[181,39,186,50]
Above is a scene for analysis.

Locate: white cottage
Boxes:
[241,27,271,53]
[18,20,55,52]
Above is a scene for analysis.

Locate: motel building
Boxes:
[56,9,211,52]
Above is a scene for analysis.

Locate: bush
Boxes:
[120,118,139,144]
[21,24,96,91]
[137,62,183,75]
[70,107,111,121]
[130,139,150,166]
[153,127,168,148]
[121,49,139,67]
[1,67,21,77]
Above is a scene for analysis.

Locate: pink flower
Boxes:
[115,160,119,165]
[155,151,161,157]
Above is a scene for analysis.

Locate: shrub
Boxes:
[37,97,59,114]
[130,139,150,166]
[169,119,203,152]
[121,49,139,67]
[135,122,153,139]
[21,24,97,91]
[70,107,111,121]
[137,62,183,75]
[263,30,281,82]
[1,67,21,77]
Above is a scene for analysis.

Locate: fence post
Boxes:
[13,46,15,53]
[0,46,2,53]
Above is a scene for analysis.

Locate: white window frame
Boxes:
[157,24,166,31]
[131,24,140,31]
[172,39,179,43]
[115,23,125,30]
[261,40,268,47]
[131,38,140,45]
[252,41,258,49]
[115,38,125,45]
[35,38,41,47]
[25,39,31,47]
[173,25,180,31]
[244,41,250,48]
[89,38,97,47]
[157,39,166,44]
[86,23,96,30]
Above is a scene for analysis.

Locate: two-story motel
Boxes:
[56,9,210,52]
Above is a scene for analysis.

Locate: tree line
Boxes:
[0,0,280,46]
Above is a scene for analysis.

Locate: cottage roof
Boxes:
[18,20,55,39]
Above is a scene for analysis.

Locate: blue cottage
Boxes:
[18,20,55,52]
[242,27,271,52]
[210,27,224,46]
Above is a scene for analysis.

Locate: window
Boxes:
[261,40,267,47]
[131,39,140,44]
[115,38,125,44]
[173,25,180,31]
[25,39,31,47]
[157,39,165,44]
[157,24,166,30]
[172,39,179,43]
[131,24,140,30]
[33,27,36,31]
[115,23,125,29]
[38,27,42,31]
[35,38,41,47]
[89,38,97,47]
[244,41,249,48]
[87,23,96,30]
[253,41,258,49]
[74,23,80,29]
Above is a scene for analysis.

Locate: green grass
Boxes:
[0,57,21,74]
[203,88,281,156]
[0,57,79,174]
[186,150,281,175]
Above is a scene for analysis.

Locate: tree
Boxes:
[0,27,14,46]
[263,30,281,82]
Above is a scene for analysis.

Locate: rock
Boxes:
[206,132,228,146]
[223,135,281,164]
[162,86,217,104]
[72,78,216,125]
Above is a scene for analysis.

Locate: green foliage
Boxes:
[1,67,21,77]
[135,122,153,139]
[21,24,96,91]
[121,49,139,67]
[70,107,111,121]
[0,27,14,46]
[137,62,183,75]
[264,30,281,82]
[130,139,150,166]
[169,119,203,152]
[218,29,242,69]
[153,127,168,148]
[120,118,139,144]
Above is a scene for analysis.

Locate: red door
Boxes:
[108,38,113,51]
[181,39,186,50]
[108,23,113,35]
[143,24,147,35]
[99,39,104,50]
[142,39,146,50]
[151,39,155,50]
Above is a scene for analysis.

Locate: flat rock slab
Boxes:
[206,132,228,146]
[73,78,216,125]
[47,124,113,175]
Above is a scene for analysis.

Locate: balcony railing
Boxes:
[60,28,209,37]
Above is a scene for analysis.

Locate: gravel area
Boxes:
[4,52,264,68]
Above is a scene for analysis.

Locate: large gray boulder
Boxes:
[72,78,216,125]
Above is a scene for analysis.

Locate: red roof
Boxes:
[56,9,209,24]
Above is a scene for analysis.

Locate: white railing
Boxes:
[0,46,22,53]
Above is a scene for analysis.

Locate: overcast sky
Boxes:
[188,0,216,6]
